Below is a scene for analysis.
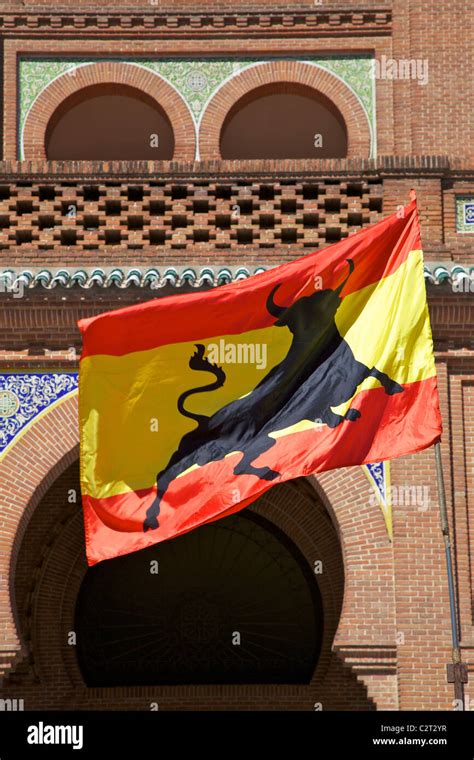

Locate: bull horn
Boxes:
[334,258,355,296]
[267,284,286,319]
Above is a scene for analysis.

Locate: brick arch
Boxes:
[0,397,394,707]
[3,465,375,710]
[310,468,398,708]
[22,63,196,161]
[199,61,372,160]
[0,394,79,676]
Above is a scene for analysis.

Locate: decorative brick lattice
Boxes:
[0,178,383,252]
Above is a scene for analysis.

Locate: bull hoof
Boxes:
[234,463,280,481]
[386,380,404,395]
[345,408,361,422]
[143,514,160,532]
[259,467,280,481]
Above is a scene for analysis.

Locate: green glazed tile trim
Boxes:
[18,56,375,159]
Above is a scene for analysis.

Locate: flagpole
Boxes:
[434,441,467,708]
[412,185,467,707]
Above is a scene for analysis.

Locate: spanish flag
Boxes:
[79,199,442,565]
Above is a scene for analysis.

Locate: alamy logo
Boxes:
[371,55,429,86]
[0,278,24,298]
[206,339,268,370]
[27,721,83,750]
[0,698,24,711]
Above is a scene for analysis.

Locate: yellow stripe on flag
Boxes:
[80,248,434,500]
[80,327,292,498]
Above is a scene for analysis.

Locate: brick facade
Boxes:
[0,1,473,711]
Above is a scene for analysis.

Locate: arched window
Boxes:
[45,83,174,160]
[220,83,348,160]
[75,510,323,686]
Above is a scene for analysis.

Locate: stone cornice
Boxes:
[0,156,473,182]
[334,644,397,676]
[0,6,392,37]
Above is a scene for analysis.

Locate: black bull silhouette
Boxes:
[143,259,403,531]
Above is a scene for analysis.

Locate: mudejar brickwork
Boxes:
[0,0,473,712]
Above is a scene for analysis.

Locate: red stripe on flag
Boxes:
[79,201,421,359]
[82,373,440,565]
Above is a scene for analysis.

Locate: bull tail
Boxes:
[177,344,226,424]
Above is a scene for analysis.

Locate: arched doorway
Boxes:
[220,83,348,160]
[75,510,323,686]
[3,450,375,709]
[45,83,175,160]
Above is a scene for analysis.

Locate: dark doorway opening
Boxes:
[76,510,323,686]
[220,83,348,160]
[45,83,175,160]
